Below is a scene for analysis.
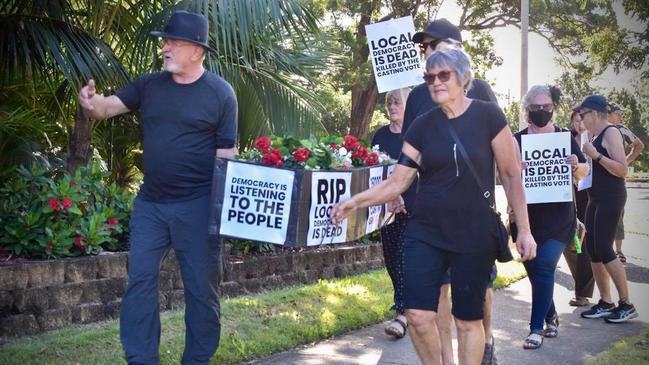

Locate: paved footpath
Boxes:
[248,188,649,365]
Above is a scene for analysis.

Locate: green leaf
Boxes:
[67,207,82,215]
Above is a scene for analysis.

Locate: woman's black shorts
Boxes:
[403,237,495,321]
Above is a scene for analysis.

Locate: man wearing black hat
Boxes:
[607,102,644,264]
[399,18,500,365]
[78,10,236,365]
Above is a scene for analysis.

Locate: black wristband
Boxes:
[596,154,603,163]
[398,153,420,170]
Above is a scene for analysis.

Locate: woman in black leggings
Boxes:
[576,95,638,323]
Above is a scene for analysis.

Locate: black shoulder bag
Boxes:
[445,122,514,262]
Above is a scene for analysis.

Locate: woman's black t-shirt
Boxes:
[371,125,402,161]
[514,126,586,244]
[403,100,507,253]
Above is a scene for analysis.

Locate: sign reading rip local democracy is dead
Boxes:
[521,132,573,204]
[307,171,352,246]
[365,16,422,93]
[220,161,294,244]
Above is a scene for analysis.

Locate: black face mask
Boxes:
[529,110,553,127]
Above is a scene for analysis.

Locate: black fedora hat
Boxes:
[151,10,215,52]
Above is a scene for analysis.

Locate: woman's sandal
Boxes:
[384,317,407,339]
[544,314,559,338]
[523,330,544,350]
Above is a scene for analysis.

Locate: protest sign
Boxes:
[307,171,352,246]
[521,132,573,204]
[382,164,396,225]
[366,167,384,234]
[578,131,592,191]
[365,16,422,93]
[219,161,294,244]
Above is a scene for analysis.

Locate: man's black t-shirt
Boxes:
[371,125,402,160]
[514,126,586,244]
[116,71,237,202]
[403,100,507,253]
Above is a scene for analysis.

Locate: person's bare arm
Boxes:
[583,129,628,178]
[331,142,419,223]
[78,79,129,120]
[627,137,645,164]
[216,147,237,159]
[493,127,536,261]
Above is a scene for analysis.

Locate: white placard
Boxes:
[307,171,352,246]
[382,164,397,226]
[521,132,573,204]
[220,162,294,244]
[578,131,592,191]
[366,167,384,234]
[365,16,423,93]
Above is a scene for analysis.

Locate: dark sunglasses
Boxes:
[423,70,455,84]
[528,103,554,112]
[578,110,593,119]
[419,39,443,53]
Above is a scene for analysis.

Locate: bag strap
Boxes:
[445,120,496,209]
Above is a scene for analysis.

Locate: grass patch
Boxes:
[585,324,649,365]
[0,263,525,365]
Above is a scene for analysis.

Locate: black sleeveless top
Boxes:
[590,125,626,199]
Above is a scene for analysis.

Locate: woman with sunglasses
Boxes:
[510,85,589,350]
[332,48,536,365]
[371,87,412,339]
[577,95,638,323]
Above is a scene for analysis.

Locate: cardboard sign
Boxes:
[382,164,397,226]
[365,167,384,234]
[578,132,592,191]
[521,132,573,204]
[219,162,294,244]
[307,171,352,246]
[365,16,423,93]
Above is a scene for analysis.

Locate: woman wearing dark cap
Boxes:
[332,48,536,365]
[511,85,588,349]
[563,111,595,307]
[577,95,638,323]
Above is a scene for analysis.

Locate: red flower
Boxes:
[364,152,379,166]
[343,135,360,151]
[74,236,87,250]
[292,147,310,162]
[46,243,53,252]
[352,145,369,160]
[262,148,283,167]
[107,218,119,225]
[255,136,272,153]
[62,197,72,209]
[329,143,340,150]
[49,198,61,212]
[69,181,77,187]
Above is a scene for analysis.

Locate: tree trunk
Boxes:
[67,106,93,174]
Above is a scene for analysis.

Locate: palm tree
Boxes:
[0,0,329,184]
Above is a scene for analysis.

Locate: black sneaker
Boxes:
[605,303,638,323]
[581,299,615,319]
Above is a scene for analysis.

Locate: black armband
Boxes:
[398,153,420,170]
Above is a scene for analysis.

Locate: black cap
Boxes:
[151,11,215,52]
[572,95,609,113]
[608,102,624,114]
[412,19,462,44]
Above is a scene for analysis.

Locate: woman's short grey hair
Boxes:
[425,48,473,91]
[385,87,411,106]
[522,85,551,111]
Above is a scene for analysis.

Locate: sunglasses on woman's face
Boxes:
[423,70,455,84]
[528,103,554,112]
[419,39,443,53]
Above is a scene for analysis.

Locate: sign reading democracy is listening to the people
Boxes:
[220,162,294,244]
[365,15,423,93]
[366,167,384,234]
[307,171,351,246]
[521,132,573,204]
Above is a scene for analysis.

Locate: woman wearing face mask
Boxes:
[510,85,589,349]
[371,87,412,339]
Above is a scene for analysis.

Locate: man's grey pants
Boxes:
[120,195,221,365]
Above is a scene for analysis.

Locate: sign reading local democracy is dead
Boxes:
[307,171,352,246]
[365,16,422,93]
[521,132,573,204]
[220,162,294,244]
[366,167,384,234]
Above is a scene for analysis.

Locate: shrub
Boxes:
[0,159,134,259]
